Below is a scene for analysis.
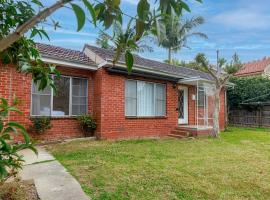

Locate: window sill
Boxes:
[30,116,78,119]
[125,116,167,119]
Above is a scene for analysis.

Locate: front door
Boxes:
[178,87,188,124]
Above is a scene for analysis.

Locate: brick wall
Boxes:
[97,68,179,140]
[1,64,226,141]
[0,64,95,141]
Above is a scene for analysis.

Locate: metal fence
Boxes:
[229,105,270,127]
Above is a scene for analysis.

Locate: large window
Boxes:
[125,80,166,117]
[31,76,88,116]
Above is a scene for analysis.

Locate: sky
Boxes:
[35,0,270,64]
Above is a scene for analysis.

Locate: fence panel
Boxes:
[229,106,270,127]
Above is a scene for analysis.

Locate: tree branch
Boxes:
[0,0,72,52]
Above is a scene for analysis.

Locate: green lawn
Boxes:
[47,127,270,200]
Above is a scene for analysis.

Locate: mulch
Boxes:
[0,180,39,200]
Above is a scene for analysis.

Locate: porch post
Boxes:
[196,80,199,129]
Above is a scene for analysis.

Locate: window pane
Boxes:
[155,84,166,116]
[32,83,51,94]
[32,94,51,116]
[72,97,87,105]
[125,80,137,116]
[137,82,154,116]
[125,80,137,98]
[53,76,70,116]
[72,105,87,115]
[156,100,165,116]
[72,78,87,96]
[198,87,205,107]
[71,78,88,115]
[156,84,166,100]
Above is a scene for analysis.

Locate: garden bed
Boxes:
[0,180,39,200]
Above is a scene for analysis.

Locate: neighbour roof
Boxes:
[235,57,270,77]
[37,43,96,66]
[84,44,213,80]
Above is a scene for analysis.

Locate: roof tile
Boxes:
[37,43,96,66]
[84,44,212,80]
[235,57,270,76]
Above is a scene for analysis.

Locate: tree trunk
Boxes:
[0,0,72,52]
[212,87,221,137]
[168,48,172,64]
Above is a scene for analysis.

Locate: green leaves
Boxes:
[83,0,96,26]
[125,50,134,74]
[71,3,86,32]
[0,98,36,183]
[137,0,150,21]
[180,1,191,12]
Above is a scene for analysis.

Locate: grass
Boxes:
[47,127,270,200]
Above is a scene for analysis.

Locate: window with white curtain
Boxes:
[125,80,166,117]
[31,76,88,116]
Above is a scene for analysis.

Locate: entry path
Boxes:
[19,146,90,200]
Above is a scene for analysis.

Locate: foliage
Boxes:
[157,14,207,63]
[48,127,270,200]
[164,58,205,71]
[228,76,270,108]
[0,0,202,81]
[0,0,60,91]
[0,98,36,184]
[224,53,242,74]
[96,31,112,49]
[30,117,52,134]
[195,53,242,137]
[77,114,97,132]
[165,53,242,74]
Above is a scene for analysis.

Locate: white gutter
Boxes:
[41,56,98,71]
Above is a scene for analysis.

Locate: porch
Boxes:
[169,77,216,138]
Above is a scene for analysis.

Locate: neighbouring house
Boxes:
[0,43,226,141]
[235,56,270,77]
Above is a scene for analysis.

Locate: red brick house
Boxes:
[0,43,226,141]
[235,57,270,77]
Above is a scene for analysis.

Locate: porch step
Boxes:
[167,134,186,139]
[170,130,190,137]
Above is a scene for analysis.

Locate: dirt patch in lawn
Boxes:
[0,180,39,200]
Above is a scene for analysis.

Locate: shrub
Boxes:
[0,98,36,184]
[228,76,270,108]
[30,117,52,134]
[76,114,96,137]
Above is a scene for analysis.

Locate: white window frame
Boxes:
[125,79,166,117]
[30,75,88,117]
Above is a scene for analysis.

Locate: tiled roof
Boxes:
[235,57,270,76]
[37,43,96,66]
[84,44,213,80]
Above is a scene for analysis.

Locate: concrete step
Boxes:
[170,130,190,137]
[167,134,186,139]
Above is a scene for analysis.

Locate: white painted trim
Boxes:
[41,57,97,71]
[179,77,214,85]
[98,61,108,68]
[178,86,189,124]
